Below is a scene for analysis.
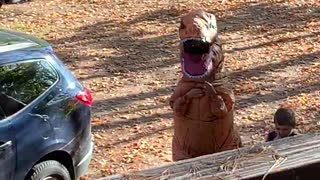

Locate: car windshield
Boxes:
[0,60,58,120]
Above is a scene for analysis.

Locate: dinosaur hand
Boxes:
[204,81,217,97]
[185,88,205,99]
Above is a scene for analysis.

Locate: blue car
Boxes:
[0,29,93,180]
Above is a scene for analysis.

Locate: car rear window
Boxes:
[0,60,58,120]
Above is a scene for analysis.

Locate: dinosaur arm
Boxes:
[209,95,228,117]
[170,95,191,116]
[205,82,234,117]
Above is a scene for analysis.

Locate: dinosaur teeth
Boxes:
[181,53,213,79]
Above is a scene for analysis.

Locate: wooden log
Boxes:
[99,133,320,180]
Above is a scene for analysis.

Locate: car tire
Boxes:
[28,160,71,180]
[5,0,23,3]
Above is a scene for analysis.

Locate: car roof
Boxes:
[0,29,53,64]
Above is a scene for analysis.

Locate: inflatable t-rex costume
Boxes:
[170,9,242,161]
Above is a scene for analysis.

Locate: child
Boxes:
[266,107,299,142]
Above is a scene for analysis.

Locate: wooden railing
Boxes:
[99,133,320,180]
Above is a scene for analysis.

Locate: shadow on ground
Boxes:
[48,2,319,141]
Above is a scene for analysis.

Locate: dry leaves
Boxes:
[1,0,319,179]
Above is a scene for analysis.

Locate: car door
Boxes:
[0,59,60,179]
[0,120,15,180]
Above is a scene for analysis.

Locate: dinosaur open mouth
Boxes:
[181,38,213,79]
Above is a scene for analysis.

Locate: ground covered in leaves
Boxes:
[1,0,319,179]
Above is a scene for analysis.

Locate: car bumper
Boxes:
[75,140,94,179]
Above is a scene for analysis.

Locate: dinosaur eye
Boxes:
[180,22,186,29]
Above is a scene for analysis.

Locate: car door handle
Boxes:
[0,141,12,151]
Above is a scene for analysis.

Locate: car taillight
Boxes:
[76,88,93,107]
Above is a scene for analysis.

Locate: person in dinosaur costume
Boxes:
[169,9,242,161]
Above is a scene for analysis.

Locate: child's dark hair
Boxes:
[274,108,296,127]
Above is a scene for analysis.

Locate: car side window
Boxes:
[0,60,58,120]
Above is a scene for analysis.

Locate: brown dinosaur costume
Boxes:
[170,9,242,161]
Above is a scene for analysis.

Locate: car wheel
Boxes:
[28,160,71,180]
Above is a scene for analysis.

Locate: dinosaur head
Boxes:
[179,9,218,80]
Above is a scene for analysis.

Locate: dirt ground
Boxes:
[1,0,319,179]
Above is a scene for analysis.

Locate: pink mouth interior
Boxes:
[182,52,211,76]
